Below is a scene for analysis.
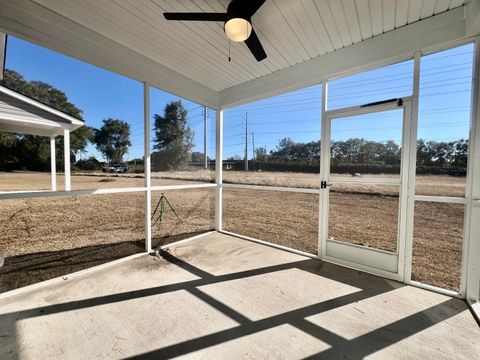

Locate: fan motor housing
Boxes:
[226,0,251,23]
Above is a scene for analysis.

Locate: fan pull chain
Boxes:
[228,39,231,62]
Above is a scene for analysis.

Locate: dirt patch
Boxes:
[223,188,463,291]
[98,178,116,183]
[412,202,464,290]
[151,189,215,247]
[0,171,465,292]
[0,189,214,292]
[0,241,144,292]
[223,189,319,254]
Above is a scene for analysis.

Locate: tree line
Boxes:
[244,137,468,175]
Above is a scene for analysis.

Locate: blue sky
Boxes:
[5,36,474,161]
[5,36,214,161]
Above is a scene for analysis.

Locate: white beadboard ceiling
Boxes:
[29,0,465,93]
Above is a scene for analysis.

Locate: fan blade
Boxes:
[245,0,267,18]
[163,12,227,21]
[244,28,267,61]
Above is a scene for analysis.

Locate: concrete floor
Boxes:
[0,233,479,359]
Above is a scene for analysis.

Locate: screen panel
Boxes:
[328,183,400,253]
[0,193,145,292]
[151,188,215,247]
[416,43,474,197]
[412,201,464,291]
[223,188,319,255]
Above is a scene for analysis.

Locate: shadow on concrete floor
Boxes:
[0,246,472,359]
[0,231,206,293]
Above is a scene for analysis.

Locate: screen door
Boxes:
[320,99,412,280]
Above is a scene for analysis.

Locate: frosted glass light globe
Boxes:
[224,18,252,42]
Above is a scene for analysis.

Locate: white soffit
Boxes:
[0,85,84,136]
[0,0,469,109]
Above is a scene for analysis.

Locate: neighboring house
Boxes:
[0,85,84,191]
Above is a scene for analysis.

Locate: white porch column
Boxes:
[215,109,223,231]
[318,80,328,258]
[144,82,152,252]
[50,136,57,191]
[63,128,71,191]
[204,106,208,169]
[465,39,480,306]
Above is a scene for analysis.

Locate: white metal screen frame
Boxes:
[218,38,480,302]
[0,36,478,306]
[319,99,412,282]
[0,82,218,255]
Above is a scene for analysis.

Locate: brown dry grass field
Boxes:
[0,171,464,292]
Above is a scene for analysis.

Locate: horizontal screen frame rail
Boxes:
[222,183,321,194]
[329,176,401,185]
[414,195,467,204]
[0,183,217,200]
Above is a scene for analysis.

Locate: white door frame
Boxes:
[319,97,413,282]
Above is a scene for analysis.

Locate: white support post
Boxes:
[318,80,328,258]
[50,136,57,191]
[204,106,208,169]
[215,109,223,231]
[63,128,71,191]
[144,82,152,253]
[465,39,480,305]
[403,51,421,283]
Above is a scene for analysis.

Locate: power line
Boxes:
[226,75,472,114]
[221,107,471,129]
[227,67,473,114]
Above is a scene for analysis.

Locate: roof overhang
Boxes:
[0,1,475,110]
[0,85,84,137]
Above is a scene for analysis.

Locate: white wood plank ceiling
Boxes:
[28,0,466,93]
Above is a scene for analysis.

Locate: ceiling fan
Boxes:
[163,0,267,62]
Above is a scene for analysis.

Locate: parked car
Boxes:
[102,164,129,173]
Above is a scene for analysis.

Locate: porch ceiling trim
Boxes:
[0,0,219,109]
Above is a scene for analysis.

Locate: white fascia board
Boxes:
[0,85,83,126]
[219,7,467,109]
[0,0,219,109]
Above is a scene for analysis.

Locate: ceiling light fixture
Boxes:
[224,17,252,42]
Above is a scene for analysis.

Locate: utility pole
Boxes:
[252,131,255,171]
[244,112,248,171]
[204,106,208,169]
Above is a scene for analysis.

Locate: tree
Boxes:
[380,140,401,165]
[451,139,468,168]
[255,146,268,160]
[191,151,210,163]
[94,119,131,164]
[270,138,320,163]
[152,100,194,170]
[74,157,103,171]
[0,132,19,170]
